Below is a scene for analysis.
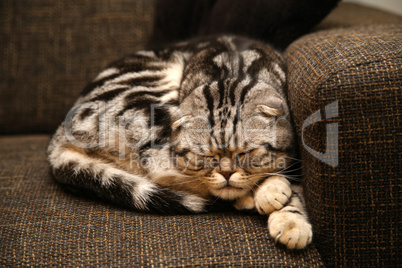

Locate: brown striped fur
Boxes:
[48,35,312,249]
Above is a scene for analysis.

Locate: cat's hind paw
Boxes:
[254,176,291,215]
[268,209,313,250]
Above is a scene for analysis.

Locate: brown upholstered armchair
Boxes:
[1,1,400,266]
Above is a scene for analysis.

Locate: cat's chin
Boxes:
[210,186,249,200]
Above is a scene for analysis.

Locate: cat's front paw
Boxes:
[268,209,313,250]
[234,193,255,211]
[254,176,291,215]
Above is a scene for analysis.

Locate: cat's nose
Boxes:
[221,172,233,180]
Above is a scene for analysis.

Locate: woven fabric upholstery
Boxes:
[284,24,401,267]
[1,1,400,135]
[315,3,402,30]
[0,136,324,267]
[0,0,154,134]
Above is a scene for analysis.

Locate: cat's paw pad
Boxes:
[268,210,313,249]
[254,177,291,215]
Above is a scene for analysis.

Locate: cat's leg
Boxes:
[234,191,256,211]
[254,175,292,215]
[49,145,207,214]
[268,184,313,249]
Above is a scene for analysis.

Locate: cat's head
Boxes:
[170,80,295,200]
[167,37,295,200]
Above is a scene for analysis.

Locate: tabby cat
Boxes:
[48,0,340,249]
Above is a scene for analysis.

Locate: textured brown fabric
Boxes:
[0,0,154,134]
[316,3,402,30]
[1,2,401,135]
[0,136,324,267]
[284,24,401,267]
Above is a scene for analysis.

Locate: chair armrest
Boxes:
[285,24,401,267]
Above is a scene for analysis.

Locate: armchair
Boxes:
[1,1,400,266]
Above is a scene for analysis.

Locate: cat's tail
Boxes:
[47,132,207,214]
[149,0,340,50]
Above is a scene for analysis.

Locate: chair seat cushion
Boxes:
[0,135,324,267]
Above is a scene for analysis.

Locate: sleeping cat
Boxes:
[48,0,340,250]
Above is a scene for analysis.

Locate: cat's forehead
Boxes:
[211,49,262,72]
[179,79,285,123]
[180,36,285,102]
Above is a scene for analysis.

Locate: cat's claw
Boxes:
[254,176,291,215]
[268,210,313,249]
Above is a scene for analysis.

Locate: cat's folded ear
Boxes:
[172,115,192,131]
[255,96,284,117]
[256,104,282,117]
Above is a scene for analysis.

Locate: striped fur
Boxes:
[48,35,312,249]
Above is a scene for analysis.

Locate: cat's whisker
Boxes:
[278,169,303,176]
[278,166,304,175]
[284,156,302,162]
[208,195,225,206]
[281,164,302,170]
[255,171,301,182]
[282,161,302,171]
[168,177,206,186]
